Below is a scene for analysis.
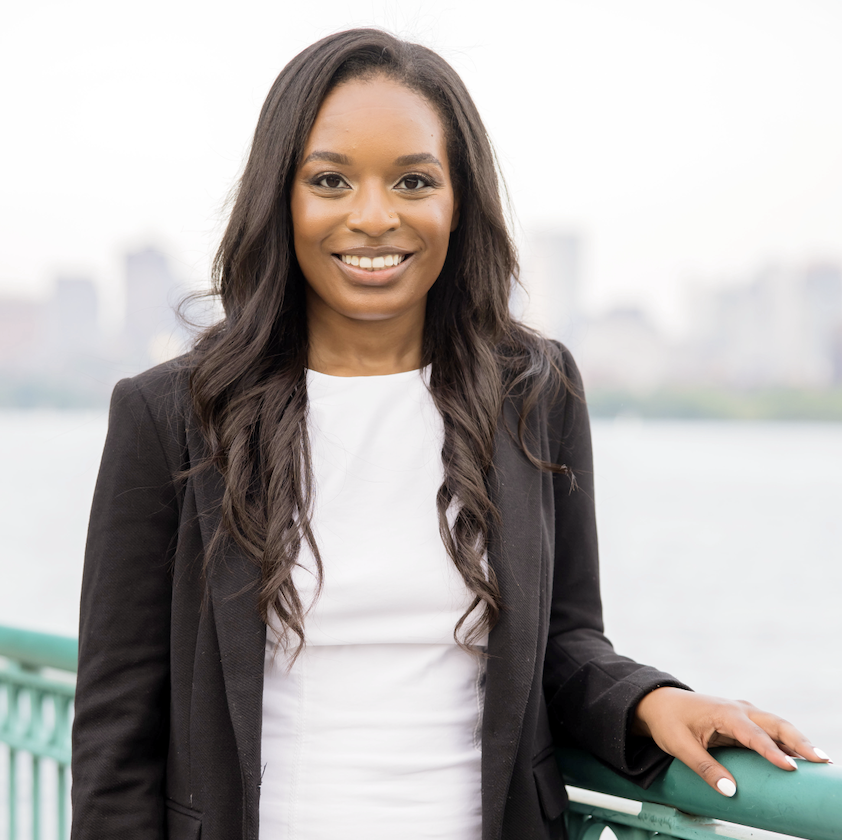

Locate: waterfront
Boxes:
[1,411,840,759]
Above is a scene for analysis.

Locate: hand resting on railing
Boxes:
[632,687,831,797]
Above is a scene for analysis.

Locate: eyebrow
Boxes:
[301,150,352,165]
[393,153,443,167]
[301,150,443,168]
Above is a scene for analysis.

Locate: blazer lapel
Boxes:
[482,402,545,839]
[188,425,266,818]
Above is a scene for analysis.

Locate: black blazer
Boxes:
[70,346,685,840]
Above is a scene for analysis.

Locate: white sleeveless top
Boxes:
[259,367,486,840]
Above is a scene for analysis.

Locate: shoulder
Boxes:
[107,353,194,472]
[110,353,193,424]
[502,332,584,413]
[542,338,584,388]
[115,352,193,408]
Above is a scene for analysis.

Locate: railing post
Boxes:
[57,763,67,840]
[32,754,41,840]
[9,745,17,840]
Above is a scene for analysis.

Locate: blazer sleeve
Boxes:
[543,346,691,787]
[71,377,180,838]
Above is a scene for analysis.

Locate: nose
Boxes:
[346,182,400,237]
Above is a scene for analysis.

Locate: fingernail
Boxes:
[814,748,832,762]
[717,778,737,797]
[786,757,798,769]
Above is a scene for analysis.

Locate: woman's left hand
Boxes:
[633,687,833,797]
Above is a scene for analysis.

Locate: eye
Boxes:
[396,174,434,191]
[314,173,349,189]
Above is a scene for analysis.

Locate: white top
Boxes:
[259,366,486,840]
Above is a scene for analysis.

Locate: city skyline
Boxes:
[2,237,840,413]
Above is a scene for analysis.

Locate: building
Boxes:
[575,306,669,391]
[518,231,583,342]
[0,297,46,372]
[124,247,187,367]
[688,263,842,388]
[45,276,100,363]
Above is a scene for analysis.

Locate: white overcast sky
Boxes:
[2,0,841,330]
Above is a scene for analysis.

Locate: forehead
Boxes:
[303,76,448,160]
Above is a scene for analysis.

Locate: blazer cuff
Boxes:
[549,660,691,788]
[617,675,693,788]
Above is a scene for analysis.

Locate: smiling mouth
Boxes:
[337,253,409,271]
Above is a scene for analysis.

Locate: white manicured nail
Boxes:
[717,778,737,797]
[786,757,798,769]
[814,748,831,761]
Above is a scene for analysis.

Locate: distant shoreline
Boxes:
[587,387,842,421]
[4,376,842,421]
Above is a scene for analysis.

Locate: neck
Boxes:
[306,296,426,377]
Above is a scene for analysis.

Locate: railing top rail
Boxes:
[0,623,78,672]
[558,747,842,840]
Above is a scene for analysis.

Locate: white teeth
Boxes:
[340,254,406,270]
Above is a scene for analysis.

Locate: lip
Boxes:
[332,253,414,285]
[334,246,414,258]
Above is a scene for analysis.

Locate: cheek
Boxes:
[290,190,335,255]
[292,201,324,247]
[414,201,457,247]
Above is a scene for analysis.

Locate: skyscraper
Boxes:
[124,246,185,366]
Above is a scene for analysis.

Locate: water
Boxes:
[594,419,842,761]
[1,411,840,760]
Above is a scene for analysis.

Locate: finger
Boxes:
[726,716,798,772]
[748,713,833,764]
[668,732,738,797]
[788,742,833,763]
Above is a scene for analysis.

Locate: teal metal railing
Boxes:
[559,746,842,840]
[2,624,841,840]
[0,625,76,840]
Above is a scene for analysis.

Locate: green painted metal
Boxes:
[559,747,842,840]
[9,747,17,839]
[57,765,67,840]
[0,626,77,673]
[566,790,797,840]
[1,625,77,839]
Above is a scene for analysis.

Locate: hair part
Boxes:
[187,28,570,662]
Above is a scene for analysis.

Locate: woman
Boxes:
[70,28,829,840]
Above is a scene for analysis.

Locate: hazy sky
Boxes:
[3,0,841,329]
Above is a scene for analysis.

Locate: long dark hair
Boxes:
[189,28,568,659]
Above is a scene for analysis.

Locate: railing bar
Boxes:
[32,754,40,840]
[567,802,813,840]
[708,820,811,840]
[566,785,644,816]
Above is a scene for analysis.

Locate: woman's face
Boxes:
[291,75,459,328]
